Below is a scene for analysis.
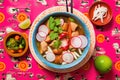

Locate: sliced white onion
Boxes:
[78,35,88,48]
[46,52,55,62]
[71,36,82,48]
[36,31,46,42]
[62,62,67,65]
[38,25,49,35]
[71,52,77,60]
[78,48,82,55]
[60,18,64,26]
[62,51,74,63]
[74,52,80,57]
[47,46,53,53]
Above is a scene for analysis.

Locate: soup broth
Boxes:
[36,16,88,65]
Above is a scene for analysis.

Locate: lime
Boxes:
[18,18,31,29]
[94,55,112,74]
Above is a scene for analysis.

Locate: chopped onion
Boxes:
[92,5,108,23]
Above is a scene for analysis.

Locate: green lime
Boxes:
[18,18,31,29]
[94,55,112,74]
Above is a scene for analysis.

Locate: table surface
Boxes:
[0,0,120,80]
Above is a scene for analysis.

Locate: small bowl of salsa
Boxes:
[3,32,28,57]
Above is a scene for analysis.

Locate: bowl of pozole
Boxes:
[29,12,91,71]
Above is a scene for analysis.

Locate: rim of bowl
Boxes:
[3,32,29,57]
[31,12,91,69]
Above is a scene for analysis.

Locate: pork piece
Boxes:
[49,40,56,48]
[45,20,49,28]
[53,48,63,55]
[40,41,48,53]
[54,55,62,64]
[70,22,78,31]
[36,42,43,54]
[71,31,79,37]
[79,26,85,35]
[62,23,68,31]
[45,36,51,43]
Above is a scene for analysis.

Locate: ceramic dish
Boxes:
[89,1,112,26]
[30,12,90,69]
[29,6,95,73]
[3,32,28,57]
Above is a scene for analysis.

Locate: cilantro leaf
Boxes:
[58,27,63,33]
[49,16,54,23]
[49,32,58,40]
[69,17,75,22]
[54,26,58,32]
[55,19,60,26]
[49,22,55,30]
[53,39,61,49]
[49,16,55,30]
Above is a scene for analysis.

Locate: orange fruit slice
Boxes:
[0,12,5,23]
[115,14,120,25]
[0,62,6,71]
[97,34,105,43]
[17,12,27,22]
[18,61,28,71]
[115,60,120,71]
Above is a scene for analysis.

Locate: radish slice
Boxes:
[38,25,49,35]
[60,39,69,50]
[78,35,88,48]
[62,51,74,63]
[36,31,46,42]
[60,39,68,47]
[46,52,55,62]
[38,31,47,38]
[71,36,82,48]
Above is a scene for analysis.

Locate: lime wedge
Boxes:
[18,18,31,29]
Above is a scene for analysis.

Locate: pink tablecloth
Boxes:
[0,0,120,80]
